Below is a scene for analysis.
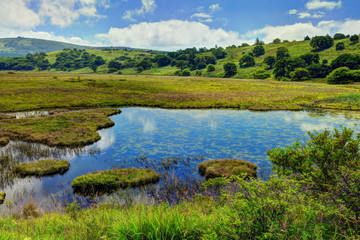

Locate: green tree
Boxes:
[310,35,334,51]
[333,33,346,40]
[299,53,319,66]
[276,47,290,60]
[239,55,255,68]
[350,34,359,44]
[223,62,237,77]
[263,56,276,69]
[212,48,227,59]
[331,53,360,70]
[252,45,265,57]
[272,38,281,44]
[90,64,98,73]
[304,36,311,41]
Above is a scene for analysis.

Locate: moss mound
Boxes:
[0,137,9,147]
[199,159,257,179]
[0,192,5,204]
[14,159,70,177]
[72,168,161,196]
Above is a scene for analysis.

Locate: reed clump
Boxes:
[0,137,9,147]
[14,159,70,177]
[199,159,257,179]
[72,168,161,196]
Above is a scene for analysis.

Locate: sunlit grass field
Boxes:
[1,71,360,112]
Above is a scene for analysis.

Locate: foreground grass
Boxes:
[0,108,120,147]
[1,72,360,112]
[0,177,357,240]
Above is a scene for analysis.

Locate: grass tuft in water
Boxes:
[72,168,161,196]
[0,137,9,147]
[199,159,257,179]
[14,159,70,177]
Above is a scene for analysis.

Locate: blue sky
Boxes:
[0,0,359,50]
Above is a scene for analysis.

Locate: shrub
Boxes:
[276,47,290,60]
[181,69,191,76]
[207,64,215,72]
[199,159,257,179]
[107,68,118,73]
[336,42,345,50]
[253,69,270,79]
[307,63,331,78]
[267,127,360,228]
[72,168,161,196]
[290,68,310,81]
[327,67,352,84]
[14,159,70,177]
[223,62,237,77]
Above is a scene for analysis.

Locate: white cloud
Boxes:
[209,4,221,12]
[298,11,325,18]
[288,9,324,19]
[96,20,245,50]
[306,0,342,10]
[0,0,41,29]
[244,19,360,43]
[288,9,298,15]
[123,0,157,21]
[191,13,213,23]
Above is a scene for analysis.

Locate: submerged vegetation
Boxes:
[14,159,70,177]
[72,168,161,196]
[199,159,257,179]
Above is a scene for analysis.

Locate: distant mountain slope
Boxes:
[0,37,132,57]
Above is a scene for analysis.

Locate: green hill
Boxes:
[0,37,138,57]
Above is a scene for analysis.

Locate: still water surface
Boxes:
[1,107,359,208]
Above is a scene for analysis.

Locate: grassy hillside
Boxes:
[0,37,140,57]
[0,37,91,57]
[42,38,360,78]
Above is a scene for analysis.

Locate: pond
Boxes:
[0,107,359,210]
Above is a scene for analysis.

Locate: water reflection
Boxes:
[0,107,359,211]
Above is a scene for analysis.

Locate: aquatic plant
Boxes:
[72,168,161,196]
[199,159,257,179]
[14,159,70,177]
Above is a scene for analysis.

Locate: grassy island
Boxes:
[199,159,258,179]
[72,168,161,196]
[0,192,5,204]
[14,159,70,177]
[0,108,120,147]
[0,137,9,147]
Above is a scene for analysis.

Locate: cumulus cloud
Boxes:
[0,0,41,29]
[123,0,157,21]
[306,0,342,10]
[245,19,360,43]
[96,20,244,50]
[39,0,106,27]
